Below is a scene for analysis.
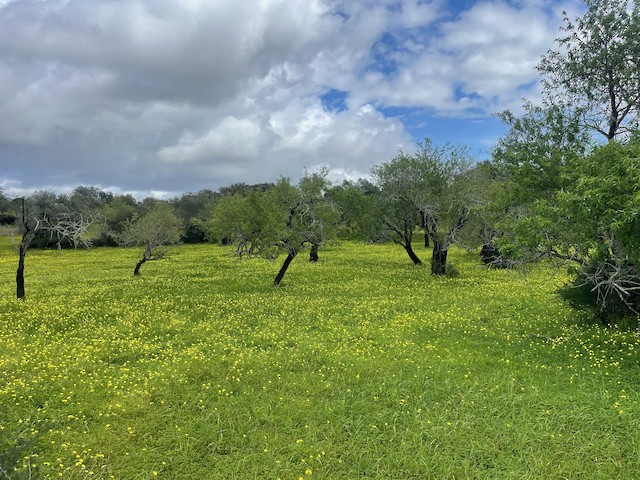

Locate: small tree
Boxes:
[207,189,284,258]
[484,104,590,266]
[46,213,101,249]
[118,203,182,276]
[372,156,425,265]
[543,140,640,320]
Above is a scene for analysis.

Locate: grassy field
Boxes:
[0,240,638,479]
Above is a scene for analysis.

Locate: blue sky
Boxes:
[0,0,583,198]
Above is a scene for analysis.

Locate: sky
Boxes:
[0,0,584,199]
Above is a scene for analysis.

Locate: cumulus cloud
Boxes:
[0,0,580,197]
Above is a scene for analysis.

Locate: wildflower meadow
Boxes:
[0,240,638,479]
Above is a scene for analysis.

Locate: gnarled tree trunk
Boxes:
[134,244,153,276]
[309,243,319,262]
[404,241,423,266]
[431,241,448,275]
[133,257,148,276]
[274,249,297,286]
[16,245,26,299]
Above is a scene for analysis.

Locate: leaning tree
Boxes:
[117,203,183,276]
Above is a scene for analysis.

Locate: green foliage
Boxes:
[326,180,380,241]
[98,195,140,245]
[372,139,474,271]
[117,203,182,259]
[537,0,640,139]
[170,190,218,243]
[206,190,285,258]
[490,104,591,265]
[208,171,338,259]
[0,241,639,478]
[374,140,473,245]
[498,139,640,319]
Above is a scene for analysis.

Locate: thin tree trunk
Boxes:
[431,241,448,275]
[424,232,430,248]
[134,244,153,276]
[133,257,147,276]
[404,241,423,266]
[274,249,297,285]
[16,247,26,299]
[309,244,319,262]
[16,197,32,300]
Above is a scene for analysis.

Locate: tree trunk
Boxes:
[309,244,319,262]
[424,232,430,248]
[480,243,502,267]
[16,246,26,300]
[431,242,448,275]
[274,249,297,286]
[16,198,32,300]
[133,257,147,276]
[404,241,423,266]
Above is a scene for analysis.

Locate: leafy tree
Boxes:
[327,180,381,242]
[98,194,140,245]
[458,161,512,266]
[117,203,182,276]
[371,155,424,265]
[218,182,273,196]
[537,0,640,139]
[207,170,338,285]
[487,104,590,265]
[373,140,474,274]
[0,189,16,225]
[207,190,284,258]
[171,189,219,243]
[62,186,113,214]
[515,140,640,321]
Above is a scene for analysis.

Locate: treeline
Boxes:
[0,184,267,247]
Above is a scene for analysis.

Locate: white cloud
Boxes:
[0,0,582,195]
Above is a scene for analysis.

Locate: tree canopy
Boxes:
[537,0,640,139]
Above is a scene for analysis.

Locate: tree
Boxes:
[206,190,284,258]
[98,194,140,245]
[371,154,426,266]
[45,213,101,249]
[11,194,96,299]
[13,198,41,300]
[62,186,113,214]
[487,104,590,265]
[117,203,182,276]
[373,140,474,275]
[0,189,16,225]
[171,189,219,243]
[326,180,380,242]
[537,0,640,139]
[207,170,338,285]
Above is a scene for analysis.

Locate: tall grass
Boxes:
[0,240,638,479]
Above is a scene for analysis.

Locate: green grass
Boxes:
[0,240,639,479]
